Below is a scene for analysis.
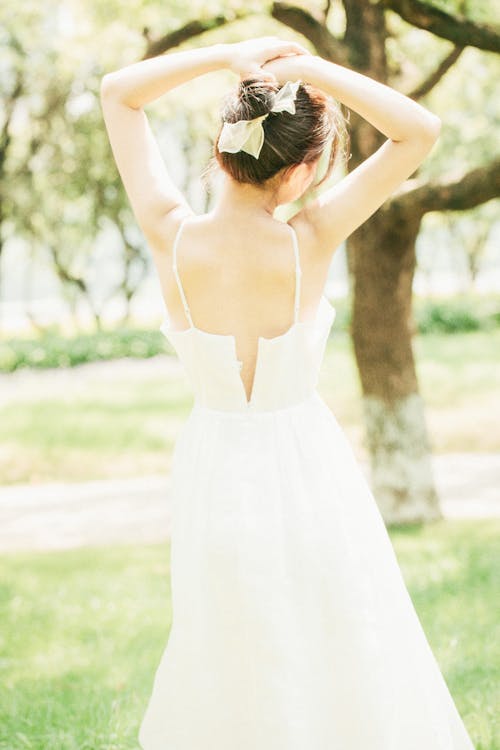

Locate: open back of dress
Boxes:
[160,217,336,412]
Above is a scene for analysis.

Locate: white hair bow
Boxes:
[217,79,302,160]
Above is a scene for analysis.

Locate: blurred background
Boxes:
[0,1,499,748]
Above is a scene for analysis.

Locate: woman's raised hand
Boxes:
[224,36,311,82]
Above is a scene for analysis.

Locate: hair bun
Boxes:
[238,76,277,115]
[215,75,349,188]
[239,75,271,90]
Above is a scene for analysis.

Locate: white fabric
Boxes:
[218,79,301,159]
[139,220,476,749]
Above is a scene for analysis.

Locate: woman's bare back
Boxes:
[153,209,333,402]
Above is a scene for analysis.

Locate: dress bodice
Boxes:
[160,217,336,414]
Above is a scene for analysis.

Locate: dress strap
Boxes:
[287,223,302,324]
[172,217,194,328]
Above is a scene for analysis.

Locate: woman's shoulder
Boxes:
[144,202,321,271]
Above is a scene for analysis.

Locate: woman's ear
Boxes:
[275,161,318,204]
[296,160,319,191]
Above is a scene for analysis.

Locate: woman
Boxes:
[101,36,475,749]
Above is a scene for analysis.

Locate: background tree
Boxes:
[1,3,153,332]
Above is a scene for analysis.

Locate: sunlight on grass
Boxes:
[1,545,170,749]
[0,520,497,749]
[390,519,499,750]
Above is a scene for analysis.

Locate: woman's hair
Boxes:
[202,75,350,192]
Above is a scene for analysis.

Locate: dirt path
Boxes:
[0,454,498,552]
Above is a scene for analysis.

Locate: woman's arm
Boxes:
[262,54,441,254]
[101,37,308,108]
[263,54,440,142]
[101,43,230,109]
[100,44,232,248]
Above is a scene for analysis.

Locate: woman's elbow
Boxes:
[100,73,117,99]
[421,113,442,142]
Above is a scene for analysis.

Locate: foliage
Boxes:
[0,327,166,373]
[415,296,500,333]
[1,2,153,330]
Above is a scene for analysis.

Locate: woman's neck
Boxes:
[210,175,279,221]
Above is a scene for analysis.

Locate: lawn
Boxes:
[1,329,499,485]
[0,519,497,749]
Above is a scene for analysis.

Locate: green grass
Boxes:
[0,519,497,749]
[1,329,499,484]
[0,367,190,484]
[392,519,499,748]
[0,544,170,750]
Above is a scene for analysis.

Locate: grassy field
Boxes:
[0,518,498,750]
[1,329,499,485]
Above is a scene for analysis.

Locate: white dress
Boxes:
[139,217,476,750]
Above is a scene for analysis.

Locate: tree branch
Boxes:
[388,157,500,215]
[1,35,25,177]
[48,243,86,292]
[271,1,349,65]
[344,0,388,74]
[141,11,250,59]
[379,0,500,53]
[407,44,464,99]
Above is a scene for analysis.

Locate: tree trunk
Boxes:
[340,1,440,524]
[350,207,441,523]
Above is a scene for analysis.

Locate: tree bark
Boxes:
[379,0,500,52]
[271,3,350,65]
[340,1,442,523]
[142,11,250,60]
[407,45,465,100]
[394,156,500,214]
[350,207,441,523]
